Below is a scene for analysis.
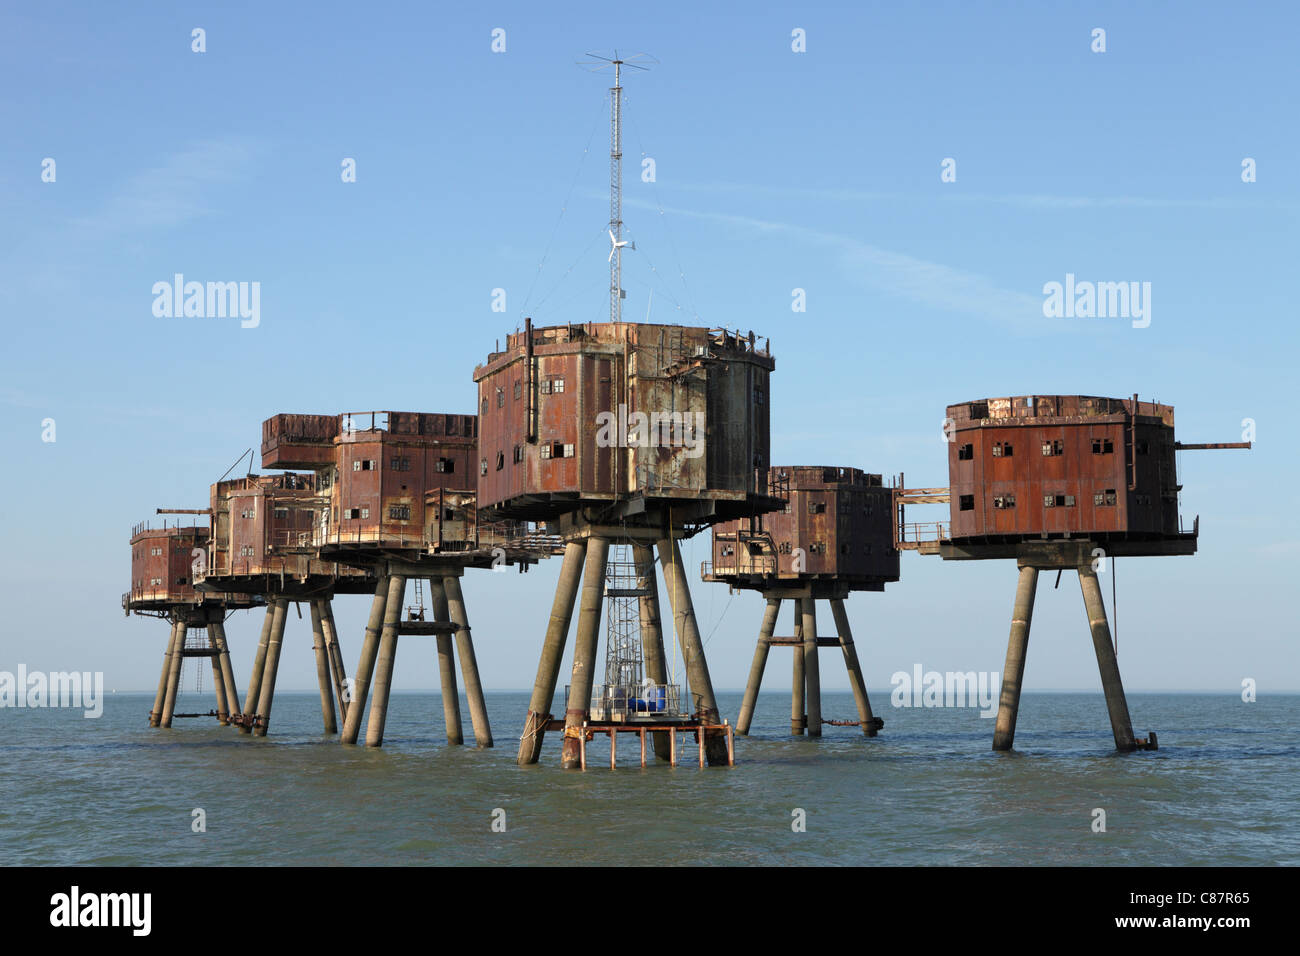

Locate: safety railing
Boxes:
[701,554,777,577]
[897,521,949,546]
[583,683,685,722]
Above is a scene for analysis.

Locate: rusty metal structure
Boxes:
[192,472,376,737]
[476,319,780,768]
[703,466,900,738]
[904,394,1250,752]
[261,410,557,748]
[124,521,260,729]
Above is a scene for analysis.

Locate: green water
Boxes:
[1,691,1295,866]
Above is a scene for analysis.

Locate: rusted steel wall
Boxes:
[946,395,1180,541]
[472,322,773,518]
[207,473,330,578]
[129,526,207,604]
[261,413,340,469]
[327,412,477,547]
[710,466,900,588]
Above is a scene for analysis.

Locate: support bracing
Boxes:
[737,596,883,739]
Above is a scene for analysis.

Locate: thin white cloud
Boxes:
[663,181,1280,211]
[70,139,258,240]
[621,196,1042,329]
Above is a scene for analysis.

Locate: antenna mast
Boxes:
[581,51,656,324]
[609,57,623,325]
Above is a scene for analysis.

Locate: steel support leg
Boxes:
[444,575,492,748]
[831,598,880,736]
[658,535,729,766]
[562,537,608,769]
[737,598,780,736]
[518,540,585,766]
[993,566,1039,751]
[364,575,406,747]
[341,577,391,745]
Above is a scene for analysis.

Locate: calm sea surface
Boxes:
[1,691,1296,866]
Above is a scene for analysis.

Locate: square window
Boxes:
[1136,440,1150,455]
[495,451,505,471]
[540,444,552,460]
[513,445,524,463]
[959,494,974,511]
[1091,438,1114,454]
[563,443,574,458]
[389,504,411,520]
[992,442,1013,458]
[1044,495,1055,508]
[1041,440,1064,456]
[540,380,551,395]
[958,443,974,461]
[1064,495,1075,507]
[480,458,488,475]
[361,508,369,519]
[553,378,565,393]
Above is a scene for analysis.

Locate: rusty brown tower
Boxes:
[476,320,781,768]
[705,466,900,738]
[126,520,260,729]
[261,411,554,748]
[192,471,376,737]
[922,394,1249,752]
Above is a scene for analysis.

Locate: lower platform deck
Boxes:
[541,718,735,769]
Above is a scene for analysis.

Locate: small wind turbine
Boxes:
[608,229,634,262]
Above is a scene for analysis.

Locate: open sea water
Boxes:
[1,690,1296,866]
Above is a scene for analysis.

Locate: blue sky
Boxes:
[2,1,1296,700]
